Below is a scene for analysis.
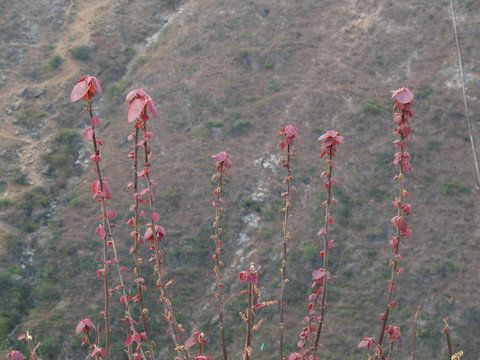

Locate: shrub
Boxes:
[363,99,381,114]
[69,45,92,60]
[42,129,82,177]
[46,54,62,70]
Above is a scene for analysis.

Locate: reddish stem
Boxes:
[142,119,188,360]
[279,144,292,360]
[212,166,228,360]
[313,153,334,356]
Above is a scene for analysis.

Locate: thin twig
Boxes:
[443,318,453,359]
[449,0,480,188]
[411,306,420,360]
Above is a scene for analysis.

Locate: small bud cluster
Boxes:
[239,264,275,360]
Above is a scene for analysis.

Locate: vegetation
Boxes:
[45,55,62,70]
[42,129,82,177]
[17,107,47,128]
[69,45,93,60]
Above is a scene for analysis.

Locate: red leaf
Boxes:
[125,335,135,347]
[83,128,94,141]
[71,80,89,102]
[128,98,146,123]
[91,117,100,127]
[185,337,197,349]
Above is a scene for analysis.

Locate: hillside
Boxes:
[0,0,479,359]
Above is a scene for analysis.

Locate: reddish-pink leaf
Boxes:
[83,128,94,141]
[90,77,103,97]
[71,80,89,102]
[185,337,197,349]
[91,117,100,127]
[128,98,146,123]
[312,269,325,280]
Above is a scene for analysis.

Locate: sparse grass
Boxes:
[137,54,153,67]
[264,60,274,70]
[268,78,281,92]
[442,181,471,196]
[417,86,434,100]
[167,109,188,130]
[69,45,92,60]
[105,79,129,100]
[231,119,251,134]
[363,99,381,115]
[243,196,261,213]
[17,107,47,128]
[45,55,62,70]
[205,121,224,129]
[42,129,82,177]
[0,198,10,209]
[302,243,317,261]
[12,167,29,185]
[162,187,182,208]
[224,111,241,122]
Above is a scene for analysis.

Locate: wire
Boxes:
[449,0,480,189]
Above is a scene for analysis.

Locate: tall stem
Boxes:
[142,120,188,360]
[243,264,259,360]
[212,168,228,360]
[374,119,407,358]
[131,122,155,360]
[279,145,291,360]
[88,98,148,360]
[313,153,334,356]
[87,99,111,360]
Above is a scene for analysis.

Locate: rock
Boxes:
[34,87,45,98]
[18,88,29,97]
[11,102,22,111]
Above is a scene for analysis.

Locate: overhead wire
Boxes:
[449,0,480,189]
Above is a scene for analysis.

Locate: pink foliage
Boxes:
[76,318,95,335]
[279,125,299,150]
[126,88,157,123]
[71,76,102,102]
